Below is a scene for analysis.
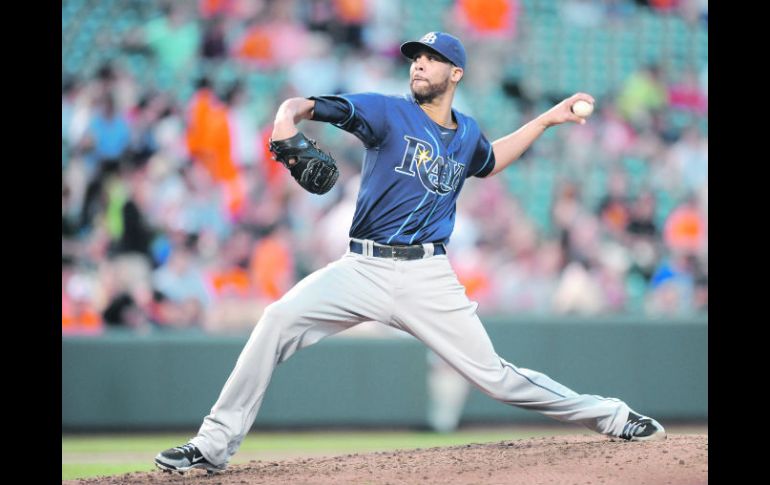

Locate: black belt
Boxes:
[349,240,446,260]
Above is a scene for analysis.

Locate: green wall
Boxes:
[62,316,707,430]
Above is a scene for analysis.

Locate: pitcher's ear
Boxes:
[452,67,464,83]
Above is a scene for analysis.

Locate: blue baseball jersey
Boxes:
[309,92,496,246]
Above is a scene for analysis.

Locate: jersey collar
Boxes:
[407,94,467,157]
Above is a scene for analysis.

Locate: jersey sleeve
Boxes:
[467,132,496,178]
[308,93,389,148]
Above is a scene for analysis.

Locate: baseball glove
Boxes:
[268,132,339,195]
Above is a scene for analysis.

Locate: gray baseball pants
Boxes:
[191,245,631,466]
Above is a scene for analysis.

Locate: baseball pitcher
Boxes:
[155,32,665,475]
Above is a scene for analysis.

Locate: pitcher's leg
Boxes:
[394,256,630,437]
[192,254,393,465]
[191,312,352,465]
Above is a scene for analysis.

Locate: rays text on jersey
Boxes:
[395,135,465,195]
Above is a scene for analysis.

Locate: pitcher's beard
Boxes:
[411,77,450,104]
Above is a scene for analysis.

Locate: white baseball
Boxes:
[571,100,594,118]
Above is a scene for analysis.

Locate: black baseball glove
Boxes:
[268,132,339,195]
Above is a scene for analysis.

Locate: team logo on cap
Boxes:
[420,32,437,44]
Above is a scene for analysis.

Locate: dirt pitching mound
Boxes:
[65,434,707,485]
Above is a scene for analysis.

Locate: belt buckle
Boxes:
[392,246,412,260]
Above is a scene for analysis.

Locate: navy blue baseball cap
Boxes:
[400,32,466,70]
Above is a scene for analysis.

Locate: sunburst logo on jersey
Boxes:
[395,135,465,196]
[416,148,432,169]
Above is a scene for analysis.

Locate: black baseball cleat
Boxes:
[617,411,667,442]
[154,443,226,474]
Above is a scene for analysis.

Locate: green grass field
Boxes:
[62,424,707,481]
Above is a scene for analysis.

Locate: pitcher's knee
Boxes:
[254,301,303,338]
[261,300,303,326]
[468,366,516,402]
[481,385,511,402]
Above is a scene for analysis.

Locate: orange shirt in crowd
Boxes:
[187,88,236,182]
[600,201,630,234]
[457,0,517,36]
[62,294,103,335]
[456,268,490,299]
[250,235,293,301]
[187,88,246,218]
[186,88,220,173]
[333,0,368,24]
[664,204,706,253]
[209,267,253,298]
[235,25,274,64]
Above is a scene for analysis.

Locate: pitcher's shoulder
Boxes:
[453,109,479,127]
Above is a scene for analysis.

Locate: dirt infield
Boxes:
[64,434,706,485]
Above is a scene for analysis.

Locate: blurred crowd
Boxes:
[62,0,707,335]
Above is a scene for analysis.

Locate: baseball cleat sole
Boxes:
[627,429,667,442]
[155,460,226,475]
